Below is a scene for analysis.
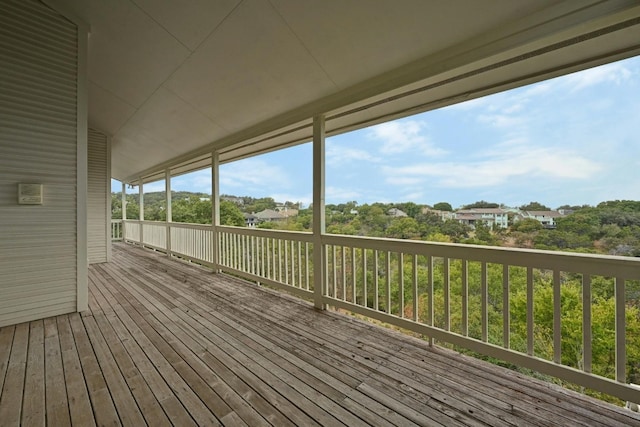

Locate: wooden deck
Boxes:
[1,244,639,426]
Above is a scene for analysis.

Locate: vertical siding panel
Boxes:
[87,128,109,264]
[0,1,79,327]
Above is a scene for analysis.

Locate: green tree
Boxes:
[463,200,499,209]
[440,219,471,241]
[519,201,551,211]
[467,222,497,245]
[394,202,423,218]
[385,217,421,239]
[172,196,211,224]
[433,202,453,211]
[220,200,245,226]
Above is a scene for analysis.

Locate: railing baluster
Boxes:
[386,251,391,314]
[481,262,488,342]
[250,235,254,275]
[461,259,468,336]
[399,252,404,318]
[284,239,289,285]
[306,242,310,291]
[297,241,302,289]
[527,267,534,356]
[261,237,265,277]
[553,269,561,363]
[234,233,238,270]
[269,238,274,280]
[363,248,367,308]
[278,239,282,283]
[615,276,626,383]
[332,245,337,298]
[583,274,592,373]
[503,264,510,349]
[235,233,239,270]
[342,246,347,301]
[323,244,329,297]
[374,250,379,311]
[444,257,450,330]
[428,254,434,346]
[352,247,357,304]
[292,241,296,287]
[412,254,418,322]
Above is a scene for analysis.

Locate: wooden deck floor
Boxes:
[1,244,640,426]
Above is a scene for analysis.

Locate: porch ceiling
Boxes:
[46,0,640,182]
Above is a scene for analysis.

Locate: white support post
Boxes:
[165,168,172,257]
[312,115,326,310]
[121,182,126,241]
[121,182,126,221]
[139,179,144,245]
[76,23,88,312]
[212,152,220,271]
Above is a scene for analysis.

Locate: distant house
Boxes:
[422,207,455,221]
[521,210,563,228]
[245,209,289,227]
[244,213,259,228]
[454,208,510,229]
[222,195,244,205]
[276,207,299,218]
[388,208,408,218]
[255,209,286,222]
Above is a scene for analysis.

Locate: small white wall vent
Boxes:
[18,183,43,205]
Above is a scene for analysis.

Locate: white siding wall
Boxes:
[0,1,81,326]
[88,128,110,264]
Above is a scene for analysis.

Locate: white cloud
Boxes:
[385,176,424,186]
[368,120,446,156]
[402,191,426,201]
[563,62,633,92]
[326,186,362,202]
[220,158,290,189]
[477,113,526,129]
[383,145,602,189]
[326,143,380,165]
[171,169,212,193]
[141,181,165,193]
[522,81,553,97]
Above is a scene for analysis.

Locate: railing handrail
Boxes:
[322,233,640,278]
[218,224,313,242]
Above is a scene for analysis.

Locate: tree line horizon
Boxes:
[113,191,640,258]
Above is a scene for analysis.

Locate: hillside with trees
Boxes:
[113,192,640,257]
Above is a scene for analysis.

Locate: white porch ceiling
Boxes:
[45,0,640,183]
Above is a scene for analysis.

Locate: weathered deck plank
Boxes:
[0,242,639,426]
[0,323,28,426]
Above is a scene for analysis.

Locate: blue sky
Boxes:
[114,55,640,209]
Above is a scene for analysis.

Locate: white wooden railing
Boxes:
[217,226,313,299]
[111,219,123,241]
[115,219,640,405]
